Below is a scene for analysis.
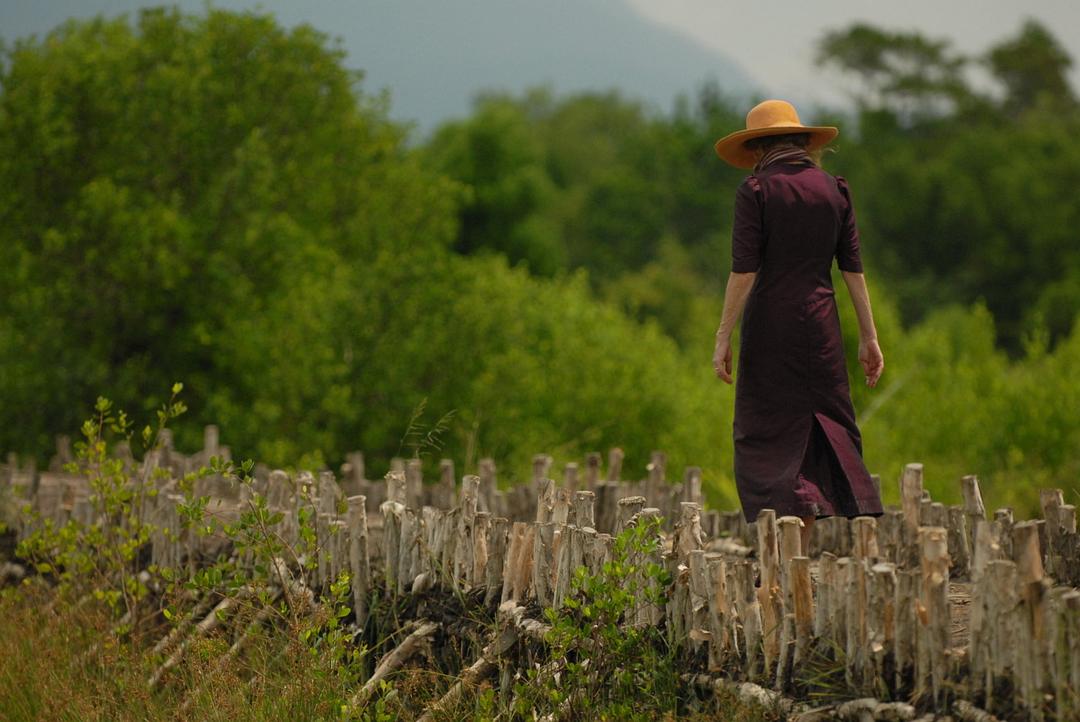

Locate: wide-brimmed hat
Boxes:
[714,99,838,169]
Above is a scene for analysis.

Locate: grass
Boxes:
[0,579,791,721]
[0,582,364,721]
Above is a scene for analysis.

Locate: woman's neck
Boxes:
[754,145,813,173]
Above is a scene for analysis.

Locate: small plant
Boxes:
[514,515,677,720]
[13,385,373,711]
[396,397,457,461]
[17,384,188,629]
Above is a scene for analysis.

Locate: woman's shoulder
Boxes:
[797,165,853,198]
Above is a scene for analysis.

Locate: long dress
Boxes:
[730,159,885,524]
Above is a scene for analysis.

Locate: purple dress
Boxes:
[730,159,885,524]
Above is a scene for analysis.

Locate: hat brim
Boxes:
[714,124,838,169]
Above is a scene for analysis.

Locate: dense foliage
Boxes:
[1,7,1077,515]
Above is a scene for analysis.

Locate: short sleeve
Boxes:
[731,176,764,273]
[835,176,863,273]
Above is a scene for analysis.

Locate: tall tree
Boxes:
[816,23,973,126]
[985,18,1077,118]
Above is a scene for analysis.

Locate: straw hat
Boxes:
[714,99,838,169]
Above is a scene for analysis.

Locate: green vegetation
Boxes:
[1,401,776,720]
[0,6,1077,518]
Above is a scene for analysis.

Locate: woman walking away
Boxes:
[711,99,885,554]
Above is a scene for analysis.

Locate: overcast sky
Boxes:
[3,1,1078,129]
[627,0,1080,112]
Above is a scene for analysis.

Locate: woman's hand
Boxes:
[858,337,884,387]
[713,333,733,384]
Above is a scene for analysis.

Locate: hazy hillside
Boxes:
[0,0,757,137]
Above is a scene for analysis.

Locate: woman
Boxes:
[711,99,885,554]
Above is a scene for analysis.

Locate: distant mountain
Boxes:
[0,0,759,138]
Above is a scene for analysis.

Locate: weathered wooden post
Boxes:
[511,524,535,602]
[688,549,710,655]
[682,466,702,509]
[705,552,731,670]
[501,522,526,604]
[868,561,897,694]
[915,525,949,709]
[397,506,420,594]
[947,506,971,579]
[852,516,880,564]
[552,487,571,525]
[790,556,813,669]
[454,475,480,588]
[616,495,645,535]
[316,510,333,592]
[894,566,918,692]
[573,490,595,530]
[606,447,624,482]
[436,459,455,510]
[478,457,497,516]
[381,471,406,596]
[979,559,1020,715]
[531,454,549,488]
[644,450,665,505]
[532,521,555,606]
[900,463,924,567]
[595,482,618,535]
[1053,590,1080,721]
[484,517,510,606]
[472,511,491,586]
[961,475,986,560]
[553,521,578,608]
[1014,519,1050,721]
[404,458,422,509]
[814,551,837,644]
[535,477,554,524]
[776,515,802,634]
[732,559,764,681]
[1039,488,1065,579]
[878,509,904,565]
[349,496,375,625]
[994,508,1015,559]
[584,452,602,491]
[562,462,578,493]
[774,515,801,690]
[755,508,782,674]
[844,557,871,692]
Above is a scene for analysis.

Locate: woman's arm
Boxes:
[840,270,884,387]
[713,271,757,384]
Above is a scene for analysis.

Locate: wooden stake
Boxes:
[947,506,971,580]
[706,553,731,670]
[532,521,554,606]
[894,567,918,692]
[349,621,439,710]
[485,517,510,606]
[790,556,813,668]
[900,463,924,567]
[915,526,949,709]
[573,490,595,529]
[585,452,601,491]
[868,561,897,694]
[606,447,623,482]
[616,495,645,535]
[755,508,781,672]
[961,475,986,556]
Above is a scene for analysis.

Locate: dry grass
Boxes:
[0,582,362,722]
[0,581,788,721]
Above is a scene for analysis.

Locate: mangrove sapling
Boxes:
[513,515,677,720]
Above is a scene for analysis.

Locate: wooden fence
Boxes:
[2,427,1079,721]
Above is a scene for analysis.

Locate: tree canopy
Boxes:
[1,8,1077,515]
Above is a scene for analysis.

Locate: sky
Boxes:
[2,1,1079,130]
[627,0,1080,113]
